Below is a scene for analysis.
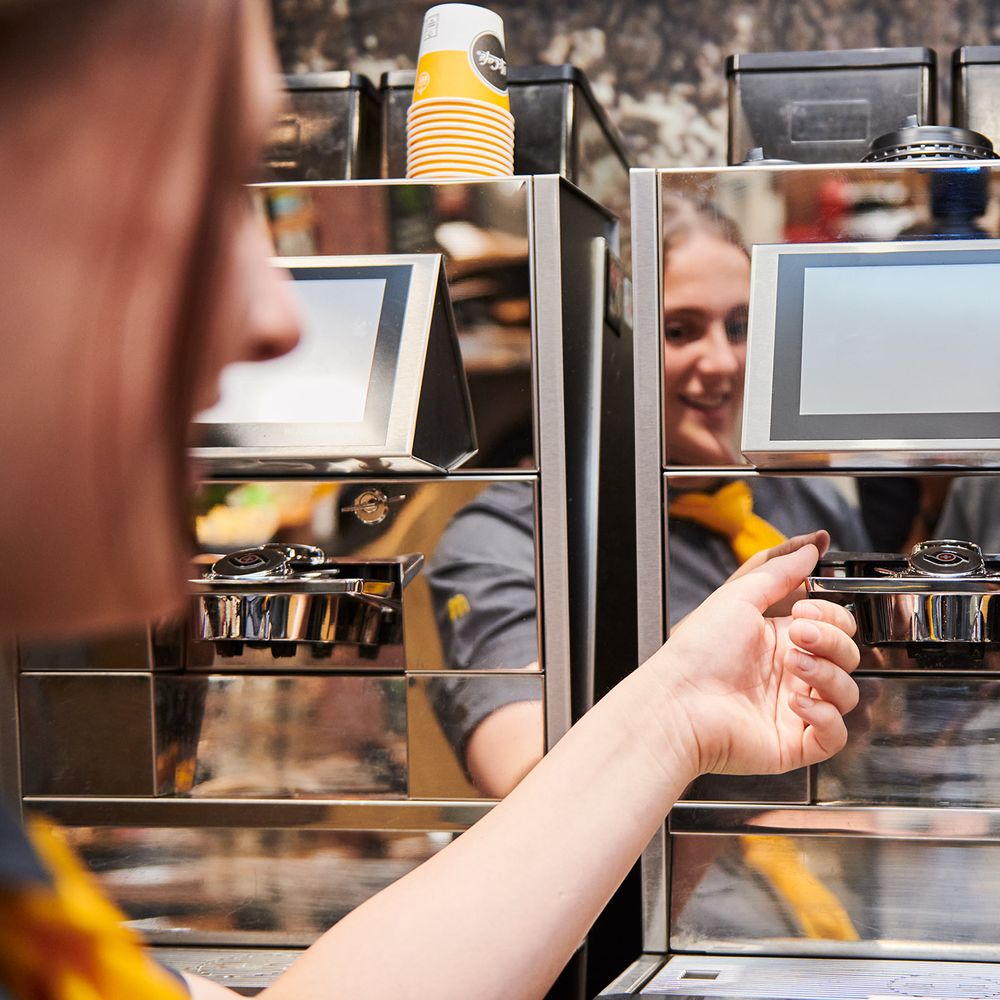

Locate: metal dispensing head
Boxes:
[807,539,1000,650]
[190,544,424,645]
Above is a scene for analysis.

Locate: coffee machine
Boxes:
[604,162,1000,997]
[5,175,635,992]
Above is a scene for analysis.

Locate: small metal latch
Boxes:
[341,488,407,525]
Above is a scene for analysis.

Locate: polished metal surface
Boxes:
[250,180,537,474]
[192,550,420,647]
[20,673,408,799]
[683,769,809,804]
[407,672,544,799]
[28,797,491,830]
[190,477,541,673]
[810,541,1000,647]
[599,954,665,995]
[632,166,671,956]
[193,253,477,476]
[151,949,297,995]
[670,803,1000,839]
[532,174,574,746]
[64,825,450,946]
[638,955,1000,997]
[818,674,1000,806]
[671,832,1000,958]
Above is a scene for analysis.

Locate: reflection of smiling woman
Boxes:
[662,197,750,467]
[660,196,871,626]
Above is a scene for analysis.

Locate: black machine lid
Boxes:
[740,147,800,165]
[863,118,998,161]
[953,45,1000,66]
[379,63,629,167]
[727,46,936,74]
[283,71,378,98]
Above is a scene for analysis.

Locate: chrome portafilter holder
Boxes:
[808,540,1000,653]
[190,545,423,645]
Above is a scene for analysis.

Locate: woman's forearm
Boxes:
[263,657,696,1000]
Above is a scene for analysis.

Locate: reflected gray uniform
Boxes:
[936,476,1000,552]
[426,476,868,758]
[667,477,870,625]
[425,481,539,759]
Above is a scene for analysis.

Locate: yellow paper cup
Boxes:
[408,163,506,178]
[408,140,514,164]
[408,96,515,122]
[407,108,514,139]
[408,147,513,172]
[407,121,515,146]
[412,4,509,110]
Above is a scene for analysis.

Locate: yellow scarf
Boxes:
[0,817,188,1000]
[669,480,859,941]
[668,480,785,563]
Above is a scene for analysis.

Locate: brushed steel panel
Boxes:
[682,769,809,805]
[672,833,1000,959]
[20,673,155,797]
[28,797,491,830]
[818,675,1000,806]
[643,954,1000,997]
[159,675,407,799]
[188,477,542,674]
[65,825,450,947]
[408,672,544,799]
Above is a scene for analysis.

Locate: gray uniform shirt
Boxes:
[935,477,1000,552]
[425,477,869,755]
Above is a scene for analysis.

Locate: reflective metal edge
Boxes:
[598,953,666,995]
[150,948,297,993]
[24,797,492,830]
[742,239,1000,466]
[531,175,573,748]
[191,252,441,468]
[0,642,21,815]
[631,167,669,954]
[670,803,1000,840]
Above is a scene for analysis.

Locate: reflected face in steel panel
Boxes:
[64,826,450,947]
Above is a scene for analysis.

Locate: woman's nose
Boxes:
[697,322,741,377]
[244,264,302,363]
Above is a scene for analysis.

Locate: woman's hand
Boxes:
[650,542,860,778]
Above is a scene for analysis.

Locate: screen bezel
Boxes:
[759,241,1000,443]
[195,262,412,448]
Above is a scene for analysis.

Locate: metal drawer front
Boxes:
[818,675,1000,806]
[671,833,1000,959]
[21,674,407,799]
[63,826,449,947]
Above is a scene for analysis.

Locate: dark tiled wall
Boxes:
[271,0,1000,167]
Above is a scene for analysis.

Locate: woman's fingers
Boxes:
[788,693,849,764]
[785,649,860,716]
[792,597,857,639]
[787,614,860,674]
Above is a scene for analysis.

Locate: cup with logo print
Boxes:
[406,3,515,178]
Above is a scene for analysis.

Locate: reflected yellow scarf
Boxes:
[669,480,859,941]
[0,818,187,1000]
[668,480,785,562]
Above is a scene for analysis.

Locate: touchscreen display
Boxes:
[798,262,1000,416]
[197,276,387,424]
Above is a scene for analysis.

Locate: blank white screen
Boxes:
[799,262,1000,415]
[198,277,387,424]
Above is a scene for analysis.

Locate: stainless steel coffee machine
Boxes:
[605,162,1000,998]
[5,175,635,993]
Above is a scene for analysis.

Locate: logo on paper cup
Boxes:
[469,31,507,93]
[415,71,431,96]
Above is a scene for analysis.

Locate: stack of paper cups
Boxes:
[407,4,515,178]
